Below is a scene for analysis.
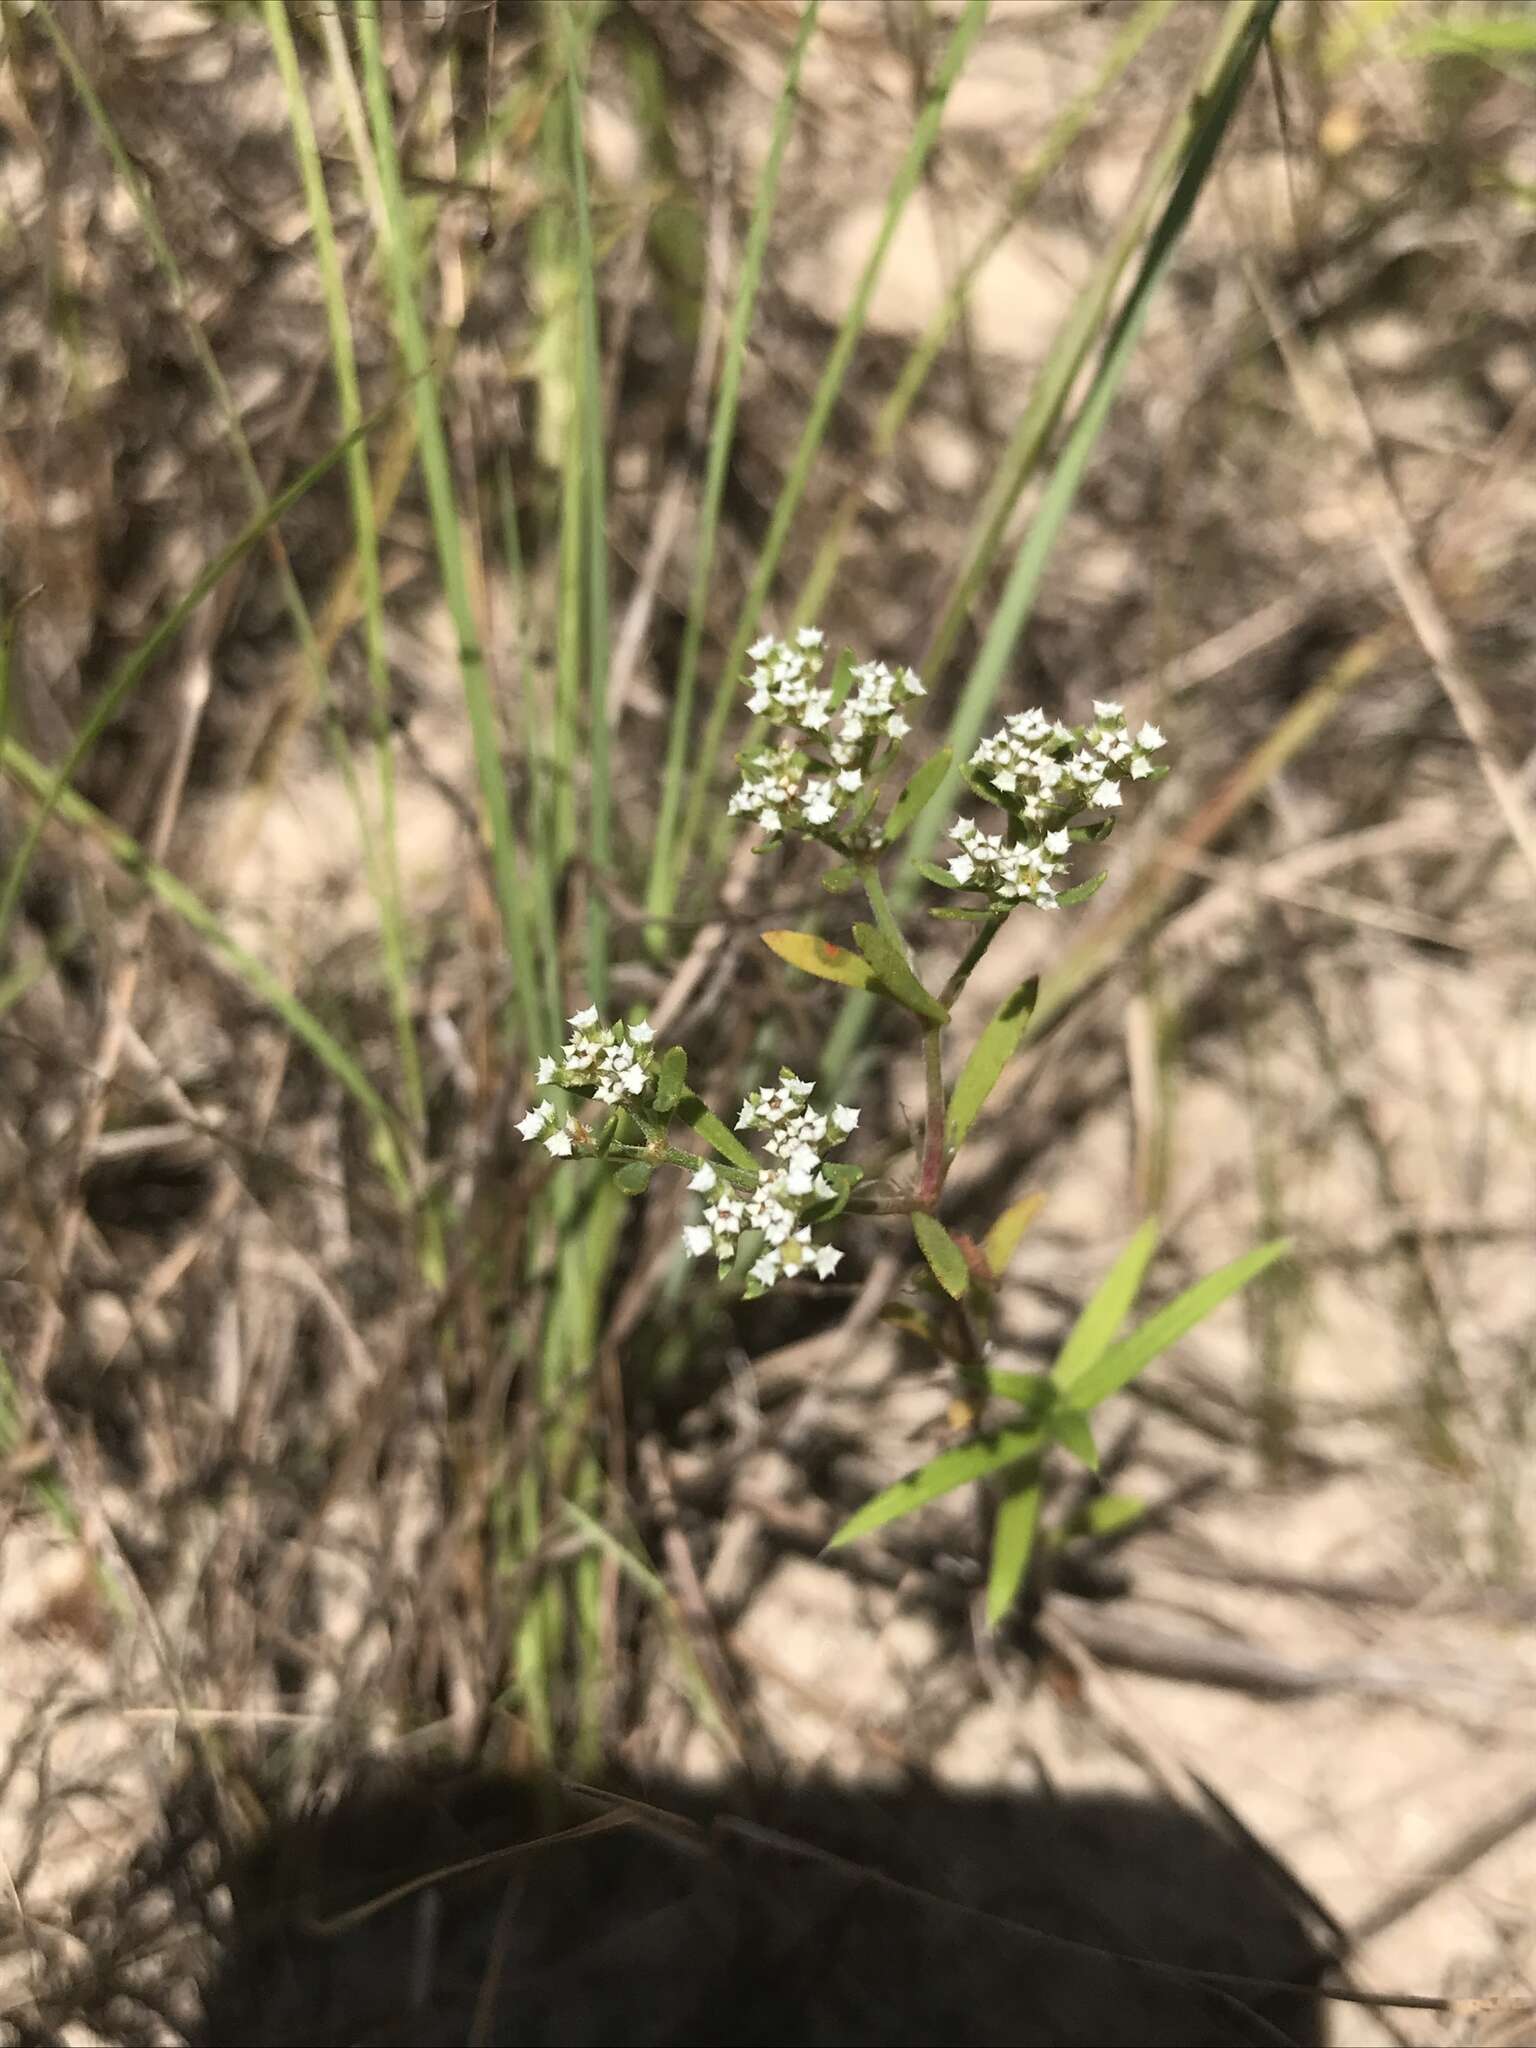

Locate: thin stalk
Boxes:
[670,0,990,901]
[353,0,545,1055]
[643,0,820,941]
[918,1026,947,1209]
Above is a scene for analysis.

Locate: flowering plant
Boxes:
[521,633,1286,1620]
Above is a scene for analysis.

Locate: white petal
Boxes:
[831,1105,859,1134]
[1130,755,1153,779]
[1093,699,1124,721]
[628,1020,654,1044]
[544,1128,574,1157]
[536,1055,557,1085]
[750,1253,780,1288]
[1044,829,1071,856]
[796,626,825,649]
[813,1245,843,1279]
[516,1107,549,1142]
[624,1066,647,1095]
[1095,780,1123,808]
[689,1165,717,1193]
[569,1005,600,1030]
[1137,722,1165,750]
[948,854,975,885]
[682,1225,713,1258]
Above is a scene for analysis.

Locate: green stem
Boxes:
[917,1025,947,1209]
[939,911,1007,1013]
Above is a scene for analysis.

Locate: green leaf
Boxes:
[915,859,965,890]
[1073,1492,1144,1541]
[762,929,877,991]
[929,906,996,921]
[1047,1408,1098,1469]
[826,646,859,712]
[614,1162,653,1195]
[827,1426,1045,1549]
[1056,869,1108,908]
[675,1090,757,1173]
[852,922,949,1023]
[946,976,1038,1147]
[985,1367,1054,1424]
[983,1191,1046,1277]
[881,747,952,845]
[1051,1218,1160,1396]
[821,863,859,894]
[912,1212,970,1299]
[1064,1237,1292,1411]
[1069,817,1115,844]
[985,1463,1043,1627]
[654,1044,688,1116]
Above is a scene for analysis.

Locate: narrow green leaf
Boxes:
[654,1044,688,1116]
[929,906,997,922]
[762,929,877,991]
[1056,869,1109,907]
[986,1463,1043,1627]
[912,1212,970,1299]
[915,859,965,890]
[985,1368,1055,1425]
[675,1091,758,1173]
[1051,1218,1160,1395]
[983,1191,1046,1277]
[947,976,1039,1147]
[1065,1237,1292,1410]
[827,1426,1045,1549]
[1047,1408,1099,1469]
[882,747,953,845]
[1074,1492,1145,1540]
[852,922,949,1023]
[614,1162,654,1196]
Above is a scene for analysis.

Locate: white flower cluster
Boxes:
[946,820,1072,907]
[730,631,926,842]
[969,701,1165,823]
[516,1007,657,1154]
[682,1069,859,1293]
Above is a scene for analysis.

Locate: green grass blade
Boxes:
[793,0,1175,627]
[644,0,821,936]
[985,1463,1042,1627]
[0,406,399,957]
[0,734,409,1198]
[558,4,613,1009]
[265,0,425,1147]
[671,0,991,899]
[1063,1238,1293,1411]
[353,0,544,1054]
[827,1424,1045,1549]
[822,0,1279,1089]
[1052,1218,1161,1394]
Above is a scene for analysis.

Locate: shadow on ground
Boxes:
[194,1764,1331,2047]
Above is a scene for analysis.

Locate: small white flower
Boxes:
[569,1005,600,1030]
[1093,699,1124,721]
[1130,755,1153,779]
[1044,828,1071,856]
[948,853,976,885]
[750,1252,781,1288]
[831,1105,859,1134]
[1137,722,1165,750]
[682,1225,713,1259]
[748,636,774,659]
[886,713,909,740]
[835,768,863,794]
[628,1020,655,1044]
[1094,780,1123,808]
[796,626,825,649]
[812,1245,843,1280]
[623,1066,646,1095]
[689,1164,717,1194]
[516,1105,551,1142]
[536,1055,557,1085]
[759,807,782,834]
[545,1127,575,1157]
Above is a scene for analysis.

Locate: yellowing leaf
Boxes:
[762,929,877,991]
